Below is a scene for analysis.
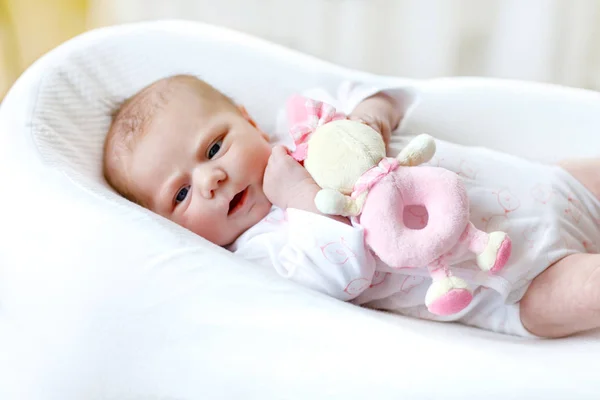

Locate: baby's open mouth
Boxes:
[228,187,248,215]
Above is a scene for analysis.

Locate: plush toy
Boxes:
[286,95,512,316]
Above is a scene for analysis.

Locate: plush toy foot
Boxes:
[425,277,472,316]
[476,232,512,273]
[315,189,347,215]
[315,188,363,217]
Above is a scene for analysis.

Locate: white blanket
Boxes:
[0,20,599,400]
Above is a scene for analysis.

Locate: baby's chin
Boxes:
[246,200,272,226]
[219,201,272,246]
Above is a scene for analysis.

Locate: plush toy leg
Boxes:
[425,258,473,316]
[315,189,364,217]
[396,134,436,166]
[460,222,512,273]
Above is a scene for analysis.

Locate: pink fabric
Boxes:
[286,94,346,161]
[351,158,399,199]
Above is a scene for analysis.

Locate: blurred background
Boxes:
[2,0,600,99]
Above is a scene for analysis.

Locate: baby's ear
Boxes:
[238,105,269,140]
[238,105,258,128]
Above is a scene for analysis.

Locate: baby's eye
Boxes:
[175,185,190,204]
[207,139,223,159]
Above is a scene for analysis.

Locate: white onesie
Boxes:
[229,81,600,336]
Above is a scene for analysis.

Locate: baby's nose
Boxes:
[199,168,227,199]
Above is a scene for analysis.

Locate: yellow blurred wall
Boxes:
[0,0,88,99]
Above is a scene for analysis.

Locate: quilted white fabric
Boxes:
[1,20,599,400]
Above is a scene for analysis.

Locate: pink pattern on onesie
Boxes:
[565,195,582,224]
[429,158,478,179]
[344,278,370,295]
[399,276,426,294]
[522,225,549,249]
[264,208,288,224]
[531,183,555,205]
[493,188,521,214]
[457,159,479,180]
[481,214,510,233]
[370,271,389,288]
[321,238,357,265]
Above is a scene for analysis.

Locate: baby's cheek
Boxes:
[229,147,258,175]
[190,212,229,245]
[176,211,199,235]
[245,141,271,168]
[180,207,209,233]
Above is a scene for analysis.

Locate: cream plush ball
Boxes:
[303,120,386,195]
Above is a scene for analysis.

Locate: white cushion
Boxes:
[0,20,599,399]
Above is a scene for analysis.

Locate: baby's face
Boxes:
[127,83,273,245]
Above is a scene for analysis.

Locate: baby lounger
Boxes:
[1,20,599,400]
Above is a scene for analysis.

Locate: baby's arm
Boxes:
[274,208,377,301]
[260,146,375,300]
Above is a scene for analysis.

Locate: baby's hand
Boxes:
[263,145,320,210]
[348,92,402,148]
[348,114,393,148]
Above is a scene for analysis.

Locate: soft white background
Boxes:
[89,0,600,90]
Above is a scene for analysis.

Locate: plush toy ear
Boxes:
[285,94,346,161]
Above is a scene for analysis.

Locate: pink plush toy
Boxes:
[286,95,512,316]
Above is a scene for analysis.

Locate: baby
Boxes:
[103,74,600,339]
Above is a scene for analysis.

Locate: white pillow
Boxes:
[1,20,599,399]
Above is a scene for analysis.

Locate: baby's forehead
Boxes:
[110,75,233,161]
[112,78,194,142]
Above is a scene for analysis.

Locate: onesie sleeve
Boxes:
[272,208,377,301]
[272,80,419,148]
[303,80,418,117]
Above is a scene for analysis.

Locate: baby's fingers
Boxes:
[349,116,390,147]
[271,145,289,156]
[349,116,379,133]
[270,145,292,162]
